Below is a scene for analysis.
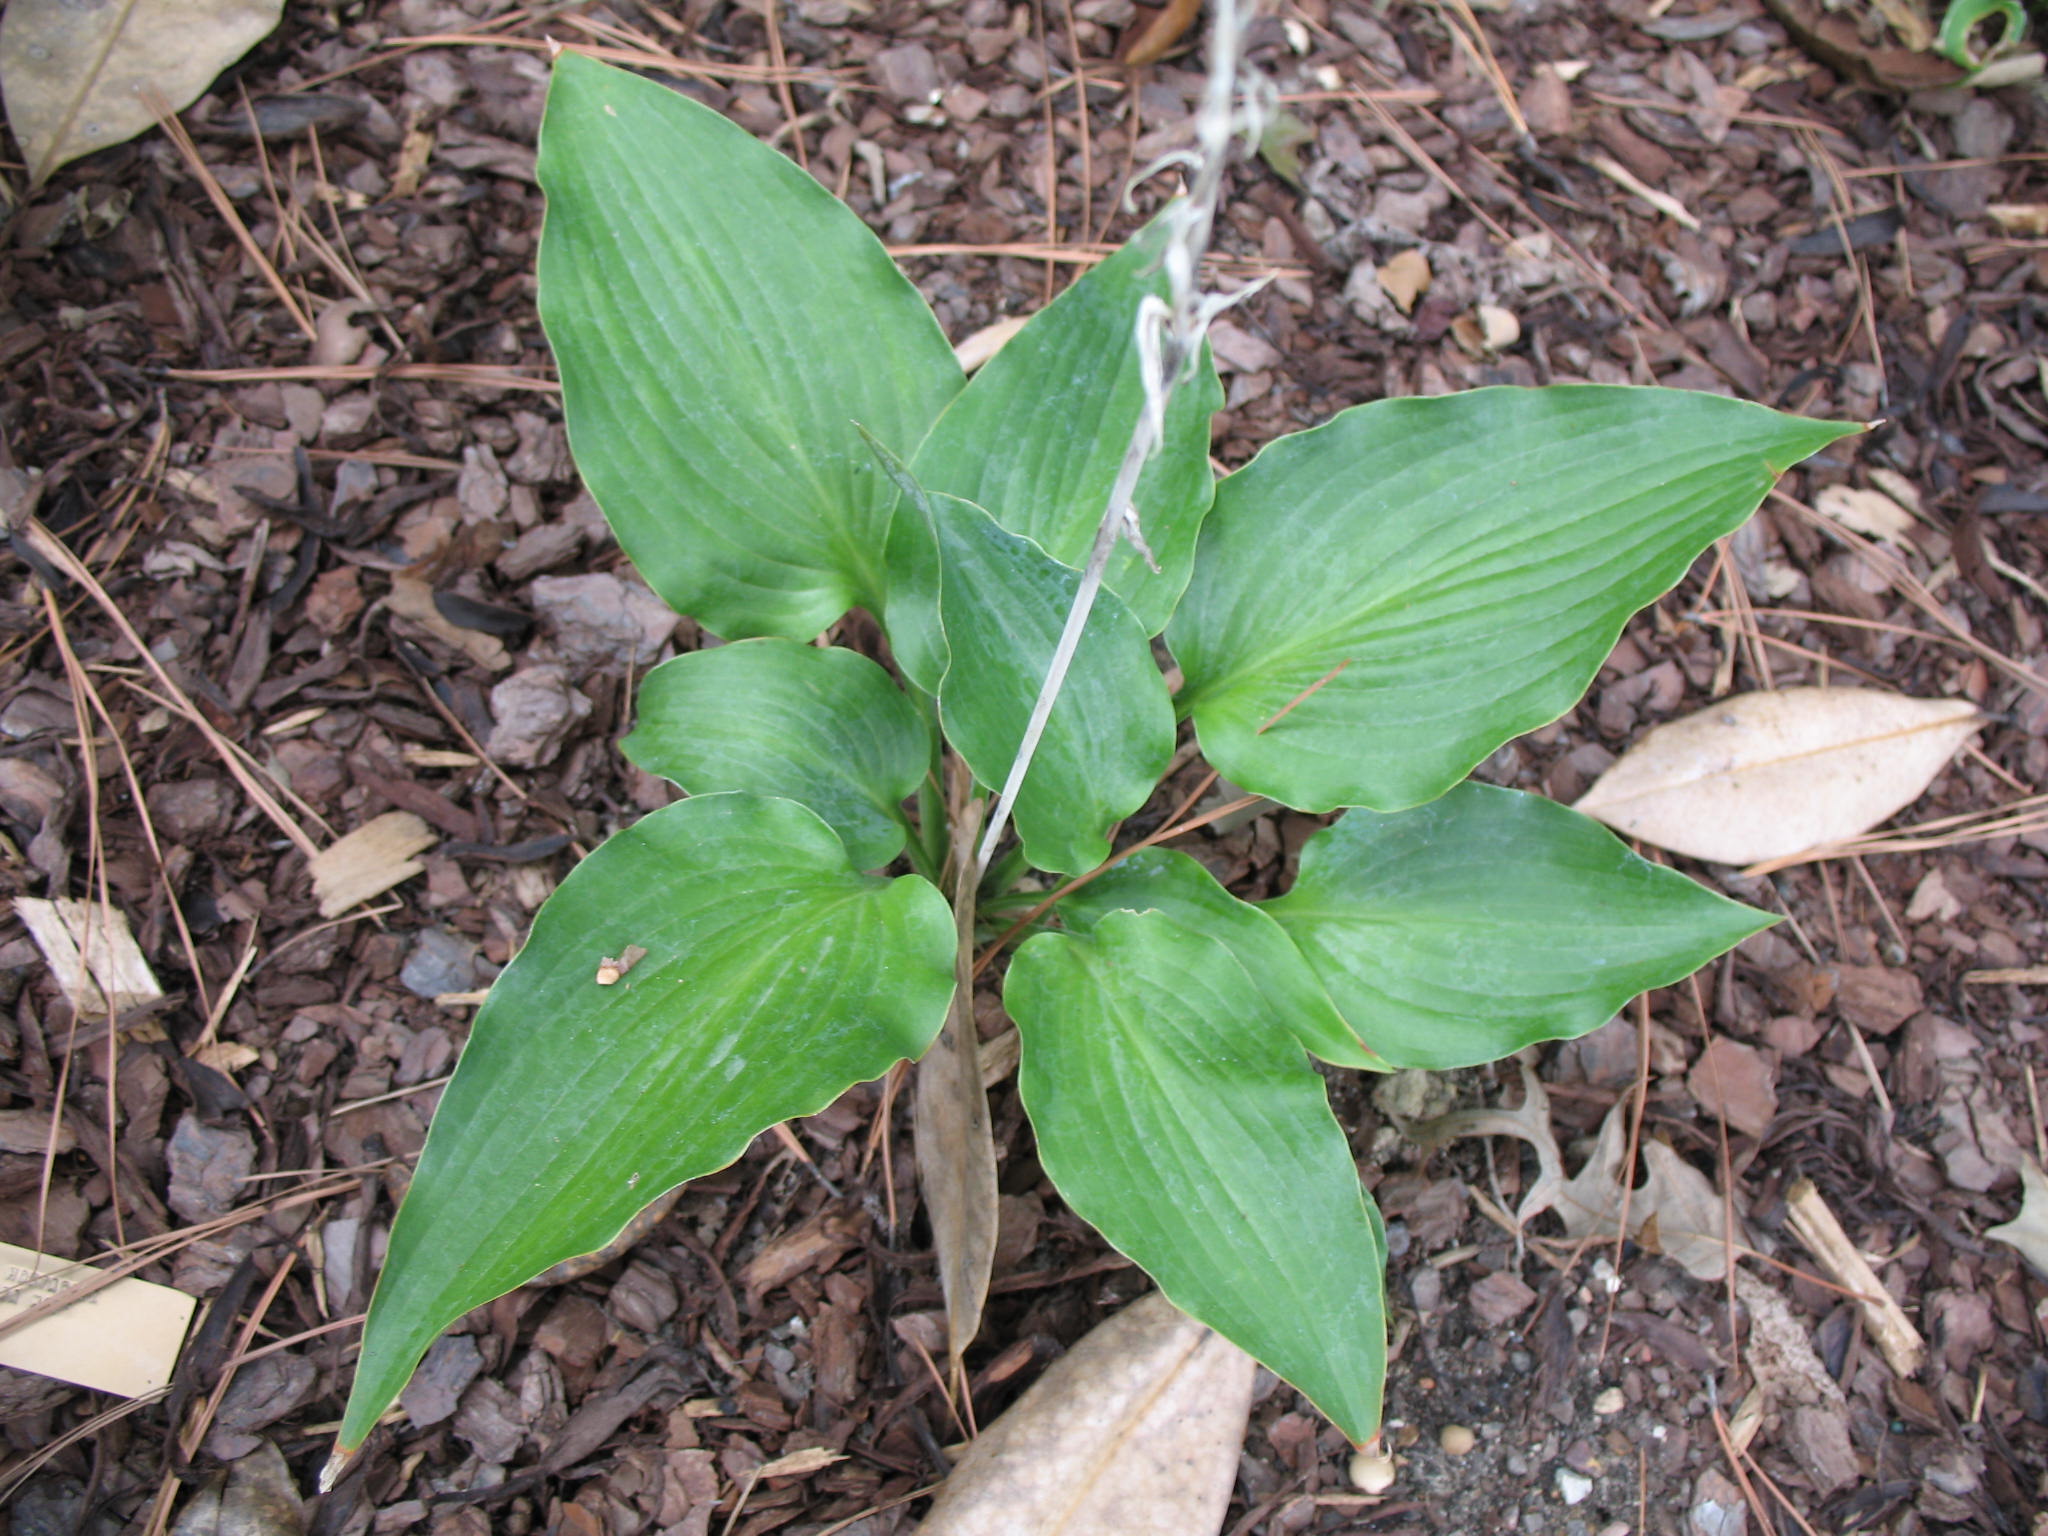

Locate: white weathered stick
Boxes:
[974,0,1272,872]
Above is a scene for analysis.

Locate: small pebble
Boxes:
[1349,1451,1397,1494]
[1557,1468,1594,1506]
[1439,1423,1477,1456]
[1593,1386,1627,1415]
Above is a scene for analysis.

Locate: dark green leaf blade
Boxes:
[623,639,931,869]
[1168,387,1859,811]
[1058,848,1388,1069]
[537,53,963,640]
[1264,783,1773,1071]
[931,495,1174,875]
[338,795,955,1451]
[1006,908,1387,1442]
[910,221,1221,636]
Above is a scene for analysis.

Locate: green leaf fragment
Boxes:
[1264,783,1774,1072]
[624,639,931,870]
[338,794,955,1452]
[1007,907,1387,1443]
[1169,385,1860,813]
[537,53,963,640]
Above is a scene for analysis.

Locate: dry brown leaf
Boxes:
[0,0,285,186]
[914,1291,1254,1536]
[1987,1156,2048,1278]
[1574,687,1983,866]
[1412,1062,1745,1281]
[914,990,999,1378]
[917,797,1000,1379]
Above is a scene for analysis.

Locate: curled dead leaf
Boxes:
[1412,1062,1745,1282]
[914,1291,1255,1536]
[1574,687,1982,866]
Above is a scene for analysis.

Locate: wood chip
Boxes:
[1375,248,1431,315]
[1585,152,1702,231]
[309,811,437,918]
[1783,1177,1925,1377]
[13,897,163,1017]
[1965,965,2048,985]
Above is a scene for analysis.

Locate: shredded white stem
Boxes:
[974,0,1272,872]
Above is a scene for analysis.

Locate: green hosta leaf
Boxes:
[537,53,963,640]
[623,639,930,870]
[1058,848,1388,1069]
[1264,783,1772,1071]
[1169,387,1859,811]
[1006,908,1386,1442]
[338,795,955,1452]
[929,494,1175,876]
[910,220,1221,637]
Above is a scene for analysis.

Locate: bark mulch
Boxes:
[2,1,2046,1533]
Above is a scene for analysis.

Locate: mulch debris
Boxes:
[2,0,2046,1532]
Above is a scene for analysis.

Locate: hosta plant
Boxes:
[329,49,1856,1466]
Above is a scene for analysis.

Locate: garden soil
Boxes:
[1,1,2045,1533]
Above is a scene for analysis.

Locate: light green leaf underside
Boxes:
[1056,848,1387,1069]
[911,219,1221,636]
[1007,908,1387,1442]
[930,494,1175,876]
[1169,386,1859,812]
[537,53,963,640]
[339,795,955,1451]
[1264,783,1772,1071]
[623,639,931,870]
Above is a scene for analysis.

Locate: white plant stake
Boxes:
[974,0,1274,872]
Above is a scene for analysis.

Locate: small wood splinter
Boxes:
[594,944,648,985]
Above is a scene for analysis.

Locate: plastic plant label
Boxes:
[0,1242,197,1396]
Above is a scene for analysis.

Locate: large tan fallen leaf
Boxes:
[1,0,285,186]
[914,1291,1255,1536]
[1987,1156,2048,1278]
[1574,687,1982,866]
